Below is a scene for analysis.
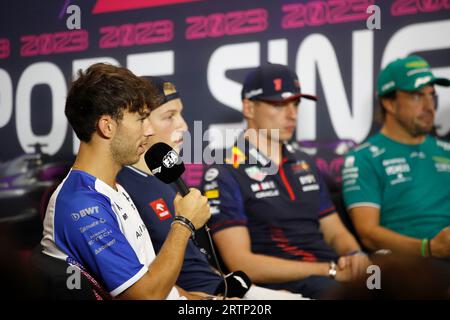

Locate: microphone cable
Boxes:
[202,224,228,300]
[144,143,229,299]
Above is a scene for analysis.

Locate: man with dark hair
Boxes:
[200,63,370,299]
[117,76,222,294]
[342,55,450,259]
[64,63,158,143]
[41,63,211,299]
[117,76,307,299]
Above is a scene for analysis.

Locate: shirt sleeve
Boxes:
[54,193,147,297]
[316,168,337,219]
[342,151,381,210]
[201,165,247,234]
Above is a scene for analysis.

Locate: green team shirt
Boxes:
[342,133,450,239]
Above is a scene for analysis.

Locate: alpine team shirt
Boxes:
[41,169,181,299]
[342,133,450,239]
[117,165,222,294]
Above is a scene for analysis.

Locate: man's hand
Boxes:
[334,260,352,282]
[173,188,211,230]
[430,227,450,258]
[336,253,371,281]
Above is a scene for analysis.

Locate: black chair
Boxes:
[330,192,358,237]
[29,246,110,300]
[330,191,370,253]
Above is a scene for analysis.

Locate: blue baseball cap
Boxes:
[241,63,317,103]
[141,76,180,108]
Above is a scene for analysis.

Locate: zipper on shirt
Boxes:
[279,157,296,201]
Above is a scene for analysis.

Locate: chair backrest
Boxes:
[297,139,357,193]
[329,191,362,244]
[29,246,110,300]
[297,139,364,244]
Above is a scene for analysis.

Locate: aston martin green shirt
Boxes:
[342,133,450,239]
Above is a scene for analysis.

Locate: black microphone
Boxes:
[145,142,228,298]
[144,142,210,250]
[214,271,252,298]
[144,142,189,194]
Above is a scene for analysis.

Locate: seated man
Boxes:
[342,55,450,259]
[40,63,211,299]
[117,76,307,300]
[200,63,370,299]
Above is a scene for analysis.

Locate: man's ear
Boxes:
[242,99,255,120]
[381,97,396,116]
[97,115,116,139]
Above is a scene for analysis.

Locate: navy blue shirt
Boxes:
[117,166,221,294]
[202,139,339,263]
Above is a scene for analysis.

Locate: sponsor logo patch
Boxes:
[250,181,276,192]
[437,140,450,151]
[149,198,172,221]
[245,166,268,182]
[255,190,280,199]
[291,161,310,174]
[344,156,355,168]
[435,162,450,172]
[205,189,219,199]
[71,206,99,221]
[369,146,385,157]
[299,174,317,185]
[210,206,220,215]
[414,75,431,88]
[204,168,219,182]
[298,174,319,192]
[302,185,320,192]
[385,164,410,176]
[203,181,218,191]
[225,146,246,168]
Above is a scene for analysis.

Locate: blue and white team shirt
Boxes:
[41,169,182,299]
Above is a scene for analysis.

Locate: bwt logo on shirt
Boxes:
[71,206,99,221]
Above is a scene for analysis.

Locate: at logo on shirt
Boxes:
[149,198,172,221]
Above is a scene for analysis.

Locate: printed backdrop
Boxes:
[1,0,450,162]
